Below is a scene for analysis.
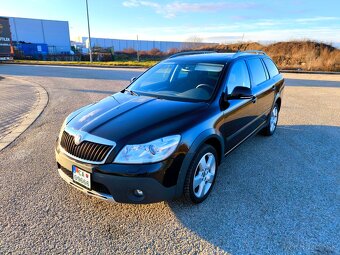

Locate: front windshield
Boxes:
[128,61,225,101]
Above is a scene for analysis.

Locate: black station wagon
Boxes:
[55,51,284,204]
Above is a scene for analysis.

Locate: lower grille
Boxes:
[60,166,73,178]
[60,131,113,163]
[92,182,111,195]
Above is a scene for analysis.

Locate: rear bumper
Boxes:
[56,148,178,204]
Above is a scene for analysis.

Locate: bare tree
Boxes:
[183,36,204,50]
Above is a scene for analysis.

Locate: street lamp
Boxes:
[85,0,93,62]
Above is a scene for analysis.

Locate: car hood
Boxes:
[66,92,208,144]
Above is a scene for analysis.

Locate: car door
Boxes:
[221,60,259,153]
[246,57,276,123]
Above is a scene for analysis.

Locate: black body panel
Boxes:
[56,52,285,203]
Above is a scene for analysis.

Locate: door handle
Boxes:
[251,96,257,103]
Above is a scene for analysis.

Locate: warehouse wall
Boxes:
[82,37,214,52]
[9,17,71,53]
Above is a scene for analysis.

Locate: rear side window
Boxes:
[226,60,250,94]
[247,58,267,86]
[263,58,279,77]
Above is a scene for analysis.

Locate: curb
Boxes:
[0,76,49,152]
[280,70,340,75]
[5,62,149,69]
[5,62,340,74]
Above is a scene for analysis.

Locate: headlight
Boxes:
[114,135,181,164]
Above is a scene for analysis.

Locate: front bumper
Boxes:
[56,148,178,204]
[58,168,115,202]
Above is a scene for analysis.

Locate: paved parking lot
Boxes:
[0,76,37,140]
[0,64,339,254]
[0,76,48,151]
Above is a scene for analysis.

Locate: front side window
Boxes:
[129,61,224,101]
[226,60,250,94]
[247,58,267,86]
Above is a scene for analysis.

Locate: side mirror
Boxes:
[130,77,137,83]
[228,86,253,100]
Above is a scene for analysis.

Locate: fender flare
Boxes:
[175,129,224,197]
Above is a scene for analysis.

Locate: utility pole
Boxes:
[85,0,93,62]
[137,35,140,62]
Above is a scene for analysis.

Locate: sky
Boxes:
[0,0,339,45]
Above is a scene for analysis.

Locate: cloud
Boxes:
[122,0,258,18]
[123,0,159,9]
[296,16,340,23]
[115,16,340,44]
[145,27,340,44]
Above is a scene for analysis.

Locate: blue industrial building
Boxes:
[6,16,213,57]
[8,17,71,54]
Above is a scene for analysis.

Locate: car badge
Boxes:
[74,134,83,145]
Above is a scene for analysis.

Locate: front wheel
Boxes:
[184,144,218,204]
[262,103,279,136]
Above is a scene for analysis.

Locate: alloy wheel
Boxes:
[270,106,278,132]
[193,152,216,198]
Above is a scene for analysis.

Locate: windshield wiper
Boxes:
[124,89,139,96]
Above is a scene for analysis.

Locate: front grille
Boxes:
[60,131,113,163]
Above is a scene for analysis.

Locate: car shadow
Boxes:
[285,78,340,88]
[168,125,340,254]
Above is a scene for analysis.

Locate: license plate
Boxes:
[72,166,91,189]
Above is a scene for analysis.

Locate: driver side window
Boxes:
[226,60,251,94]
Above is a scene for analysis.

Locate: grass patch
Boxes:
[12,60,158,68]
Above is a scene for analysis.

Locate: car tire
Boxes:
[262,103,279,136]
[183,144,218,204]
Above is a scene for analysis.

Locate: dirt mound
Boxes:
[193,41,340,71]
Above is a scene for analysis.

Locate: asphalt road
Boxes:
[0,64,339,254]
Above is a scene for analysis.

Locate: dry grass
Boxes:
[12,60,157,68]
[11,41,340,72]
[194,41,340,72]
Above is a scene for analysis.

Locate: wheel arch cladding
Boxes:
[203,137,223,165]
[175,130,224,197]
[276,97,282,111]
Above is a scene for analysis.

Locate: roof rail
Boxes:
[168,51,216,59]
[232,50,267,59]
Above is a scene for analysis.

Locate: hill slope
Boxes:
[194,41,340,72]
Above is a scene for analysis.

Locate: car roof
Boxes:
[163,52,266,64]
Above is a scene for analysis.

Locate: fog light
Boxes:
[134,189,144,197]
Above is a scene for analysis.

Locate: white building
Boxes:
[81,37,215,52]
[8,17,71,53]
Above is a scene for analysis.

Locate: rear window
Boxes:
[263,58,279,77]
[247,58,267,86]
